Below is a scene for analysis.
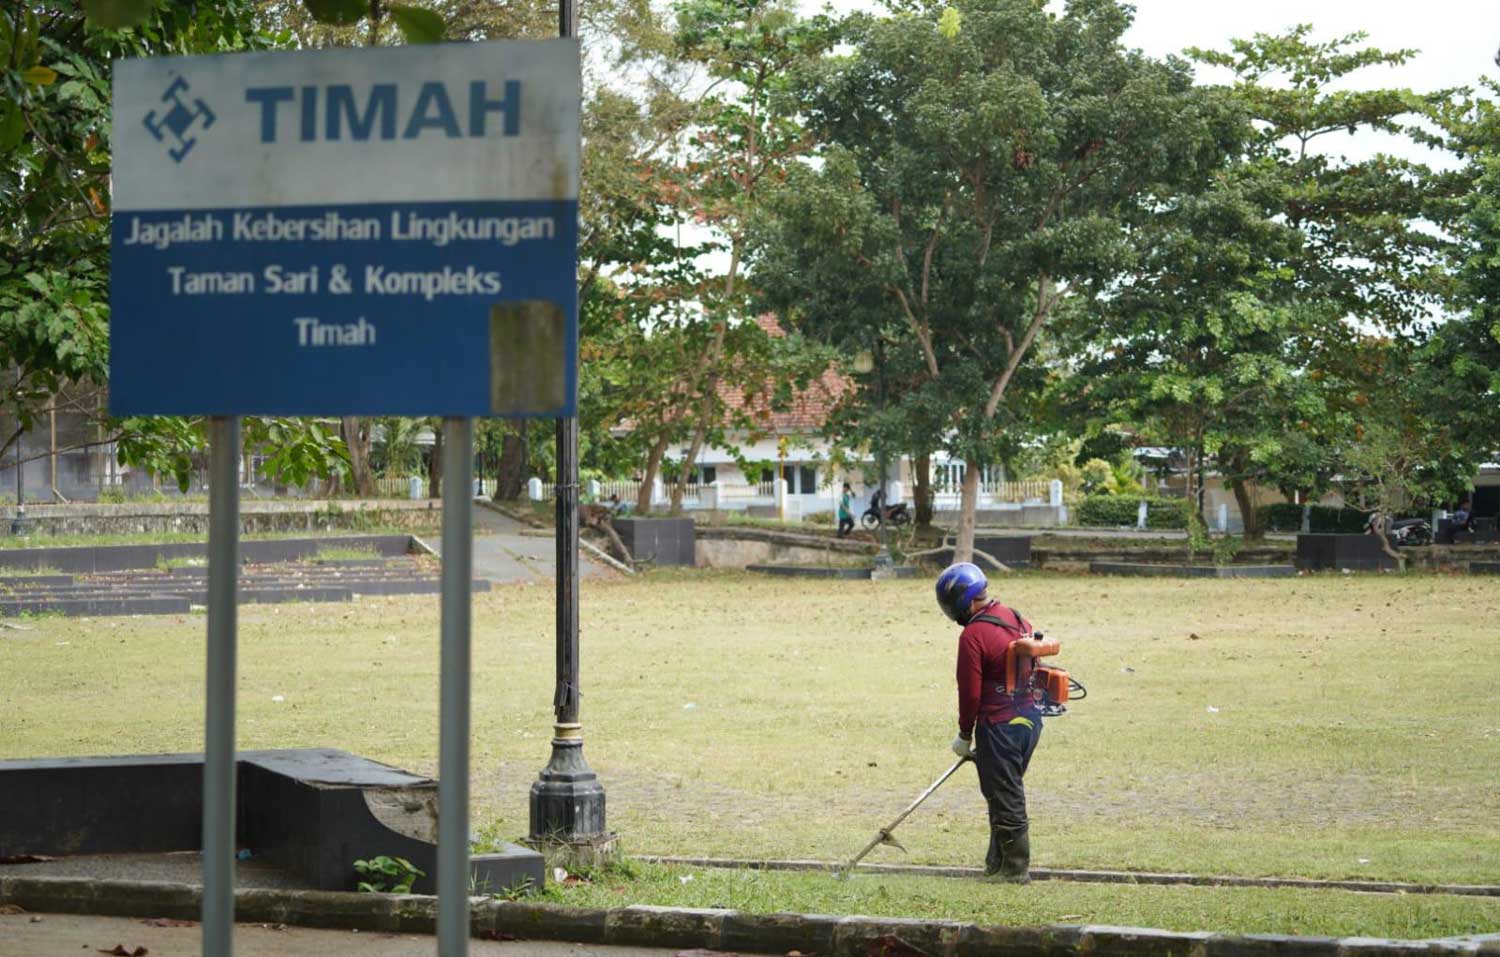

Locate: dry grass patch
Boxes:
[2,570,1496,887]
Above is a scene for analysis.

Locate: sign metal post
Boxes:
[203,415,240,956]
[437,417,474,955]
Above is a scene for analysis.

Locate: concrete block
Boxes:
[605,904,729,949]
[0,875,100,915]
[958,923,1084,957]
[1087,563,1296,579]
[1206,934,1342,957]
[269,888,399,932]
[833,914,968,957]
[393,894,439,935]
[88,878,200,920]
[1295,534,1397,572]
[720,910,841,955]
[236,887,292,924]
[1080,925,1213,957]
[493,901,609,944]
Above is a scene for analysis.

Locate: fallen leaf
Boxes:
[1188,633,1202,640]
[97,947,148,956]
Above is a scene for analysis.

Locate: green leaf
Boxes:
[936,8,961,40]
[302,0,369,26]
[389,5,445,44]
[21,65,57,86]
[0,101,24,151]
[82,0,155,29]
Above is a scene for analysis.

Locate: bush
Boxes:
[1076,495,1191,529]
[1262,503,1370,533]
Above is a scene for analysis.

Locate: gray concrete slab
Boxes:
[0,912,682,957]
[2,852,311,891]
[432,503,609,584]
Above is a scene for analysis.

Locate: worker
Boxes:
[935,561,1048,882]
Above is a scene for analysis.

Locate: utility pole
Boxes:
[529,0,612,865]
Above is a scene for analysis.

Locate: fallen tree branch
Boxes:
[904,535,1011,573]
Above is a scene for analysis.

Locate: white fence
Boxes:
[932,479,1053,511]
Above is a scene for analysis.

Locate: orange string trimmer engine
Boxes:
[1003,635,1084,716]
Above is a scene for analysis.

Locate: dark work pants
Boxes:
[974,717,1042,869]
[838,516,854,537]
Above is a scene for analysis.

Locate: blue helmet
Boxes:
[936,562,988,624]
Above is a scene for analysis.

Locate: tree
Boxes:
[1329,336,1479,569]
[1437,77,1500,461]
[1060,27,1470,540]
[654,0,836,511]
[1,2,347,494]
[753,0,1242,560]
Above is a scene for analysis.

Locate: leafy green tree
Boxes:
[1065,28,1470,539]
[1,2,348,494]
[753,0,1242,560]
[653,0,837,511]
[1436,78,1500,466]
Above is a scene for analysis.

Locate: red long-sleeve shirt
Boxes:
[955,600,1033,736]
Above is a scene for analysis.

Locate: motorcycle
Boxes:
[861,501,911,529]
[1368,514,1433,547]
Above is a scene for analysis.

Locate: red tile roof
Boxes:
[717,316,849,433]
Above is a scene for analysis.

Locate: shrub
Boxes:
[1076,495,1191,529]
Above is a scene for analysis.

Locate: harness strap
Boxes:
[971,609,1030,695]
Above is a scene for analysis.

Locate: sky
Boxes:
[804,0,1499,168]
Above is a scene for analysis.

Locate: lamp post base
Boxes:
[528,724,613,869]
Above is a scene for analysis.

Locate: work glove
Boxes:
[951,733,974,759]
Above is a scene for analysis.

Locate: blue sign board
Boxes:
[110,42,580,416]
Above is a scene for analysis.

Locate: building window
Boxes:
[698,465,717,484]
[778,465,819,494]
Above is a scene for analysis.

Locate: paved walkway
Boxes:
[430,503,608,585]
[0,913,679,957]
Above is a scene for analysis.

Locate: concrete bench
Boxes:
[0,748,542,895]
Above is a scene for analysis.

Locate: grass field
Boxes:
[2,570,1497,935]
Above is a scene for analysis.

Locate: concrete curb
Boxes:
[641,856,1500,899]
[4,875,1499,954]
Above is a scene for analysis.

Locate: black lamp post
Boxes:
[528,0,611,867]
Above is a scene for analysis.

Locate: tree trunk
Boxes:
[427,422,443,500]
[1230,476,1262,541]
[1367,511,1406,571]
[913,451,934,530]
[670,420,708,514]
[637,434,669,514]
[494,420,527,501]
[953,460,981,564]
[341,417,375,497]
